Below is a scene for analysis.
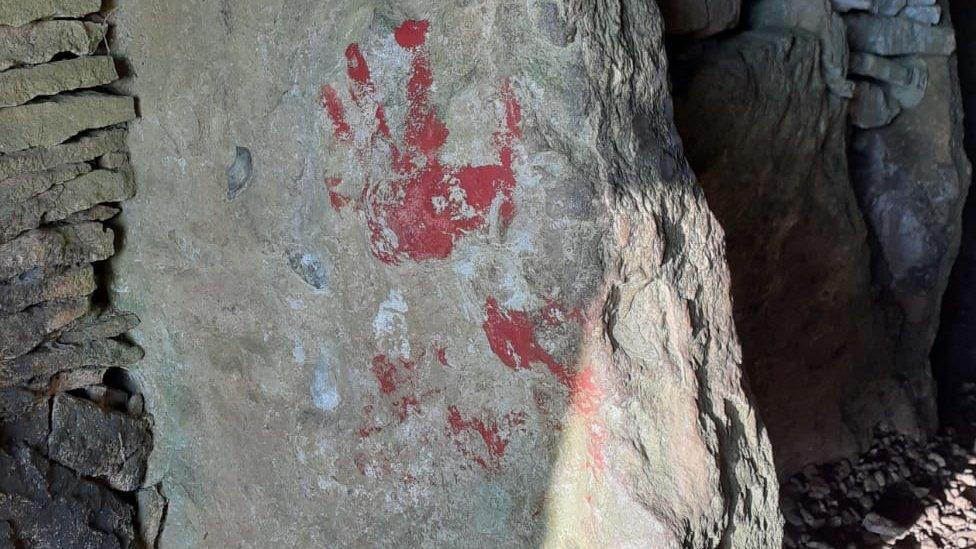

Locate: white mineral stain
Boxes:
[310,348,341,411]
[292,339,305,364]
[373,289,411,359]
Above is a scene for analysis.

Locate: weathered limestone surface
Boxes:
[0,56,119,108]
[0,21,106,71]
[0,93,135,153]
[110,0,780,546]
[0,0,101,27]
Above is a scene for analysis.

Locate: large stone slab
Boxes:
[846,12,956,55]
[0,162,91,206]
[0,93,135,154]
[0,20,106,71]
[0,56,119,108]
[0,0,102,27]
[0,170,135,242]
[0,448,138,548]
[0,265,95,315]
[0,223,114,281]
[48,395,151,492]
[0,297,88,360]
[110,1,781,547]
[0,128,126,181]
[1,337,142,389]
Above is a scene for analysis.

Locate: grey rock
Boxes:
[846,13,956,55]
[659,0,741,37]
[851,81,902,128]
[48,394,151,492]
[863,512,909,538]
[0,448,138,548]
[3,337,142,389]
[0,223,114,281]
[849,49,970,413]
[60,307,140,344]
[0,265,95,315]
[872,0,907,16]
[0,20,106,71]
[850,53,928,108]
[0,92,136,154]
[62,204,122,224]
[0,56,119,109]
[226,145,252,199]
[904,5,942,24]
[673,29,909,473]
[0,170,135,242]
[0,297,88,360]
[831,0,872,12]
[0,162,91,206]
[751,0,854,97]
[136,485,167,548]
[0,128,126,180]
[98,152,129,170]
[287,250,330,291]
[0,0,102,27]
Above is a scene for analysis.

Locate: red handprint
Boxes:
[320,20,523,265]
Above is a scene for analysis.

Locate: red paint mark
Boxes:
[434,345,449,366]
[447,406,524,471]
[483,297,608,473]
[320,21,523,265]
[394,20,430,49]
[325,177,350,211]
[370,354,409,395]
[320,86,350,140]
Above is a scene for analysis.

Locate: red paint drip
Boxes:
[320,21,523,265]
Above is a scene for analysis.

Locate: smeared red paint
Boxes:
[320,85,351,141]
[320,21,523,265]
[370,354,407,395]
[325,177,351,211]
[482,296,609,473]
[447,406,524,471]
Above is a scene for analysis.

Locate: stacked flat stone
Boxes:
[831,0,954,128]
[782,422,976,548]
[0,2,159,547]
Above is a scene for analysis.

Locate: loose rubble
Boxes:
[0,2,159,547]
[782,422,976,548]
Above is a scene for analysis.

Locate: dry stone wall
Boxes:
[0,2,158,547]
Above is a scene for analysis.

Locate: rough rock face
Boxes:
[658,0,741,37]
[0,3,156,547]
[109,0,780,546]
[670,0,970,477]
[932,0,976,434]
